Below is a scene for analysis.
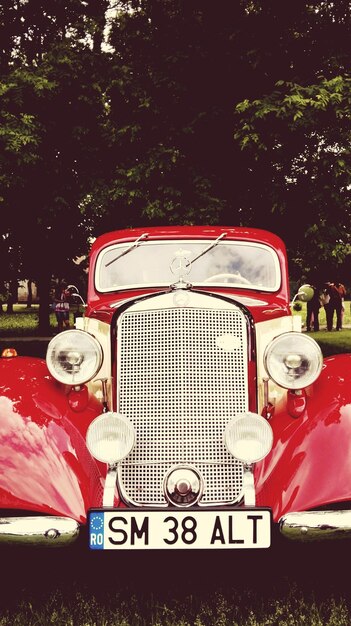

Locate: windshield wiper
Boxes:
[105,232,149,268]
[190,232,227,265]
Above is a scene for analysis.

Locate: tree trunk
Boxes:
[26,279,33,308]
[6,280,18,313]
[6,300,13,313]
[37,272,52,335]
[90,0,108,53]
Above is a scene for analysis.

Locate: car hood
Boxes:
[87,287,291,325]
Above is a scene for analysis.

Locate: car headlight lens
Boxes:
[46,330,103,385]
[86,412,135,464]
[224,412,273,464]
[264,332,323,389]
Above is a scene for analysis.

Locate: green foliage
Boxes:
[0,1,110,330]
[235,76,351,148]
[1,0,351,332]
[233,72,351,275]
[230,2,351,278]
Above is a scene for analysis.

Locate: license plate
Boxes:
[88,508,271,550]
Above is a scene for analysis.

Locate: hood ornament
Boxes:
[170,248,192,290]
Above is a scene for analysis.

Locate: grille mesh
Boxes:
[118,302,247,506]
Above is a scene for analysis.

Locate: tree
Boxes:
[231,1,351,278]
[89,0,249,233]
[1,0,351,321]
[0,1,110,331]
[101,0,351,281]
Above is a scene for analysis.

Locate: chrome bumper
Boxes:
[0,516,80,547]
[279,510,351,541]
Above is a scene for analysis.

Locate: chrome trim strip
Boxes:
[120,460,237,466]
[243,464,255,506]
[0,516,80,546]
[103,465,118,507]
[279,510,351,541]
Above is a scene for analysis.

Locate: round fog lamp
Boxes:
[224,412,273,464]
[86,412,135,464]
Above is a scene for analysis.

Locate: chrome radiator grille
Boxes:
[117,294,248,506]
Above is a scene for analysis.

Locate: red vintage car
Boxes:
[1,225,351,550]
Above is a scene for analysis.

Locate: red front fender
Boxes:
[0,356,103,523]
[256,354,351,521]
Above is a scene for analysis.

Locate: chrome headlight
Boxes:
[264,332,323,390]
[86,412,135,464]
[46,329,103,385]
[224,412,273,464]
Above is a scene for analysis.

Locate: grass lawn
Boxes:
[293,301,351,356]
[0,304,79,337]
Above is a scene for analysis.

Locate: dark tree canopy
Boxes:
[0,1,110,328]
[0,0,350,328]
[99,1,351,278]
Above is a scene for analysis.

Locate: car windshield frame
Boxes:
[94,239,282,293]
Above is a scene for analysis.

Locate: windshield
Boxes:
[95,240,281,292]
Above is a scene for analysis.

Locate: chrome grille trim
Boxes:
[117,292,248,507]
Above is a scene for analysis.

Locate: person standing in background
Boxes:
[324,282,343,331]
[306,285,321,332]
[54,281,71,333]
[335,281,346,329]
